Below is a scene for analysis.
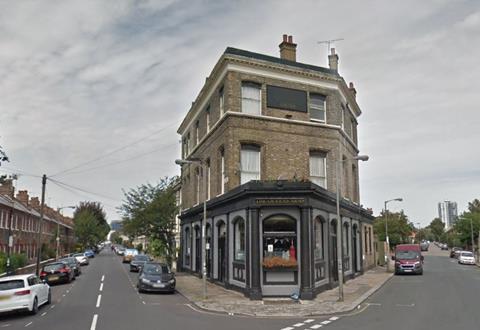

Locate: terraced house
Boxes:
[177,35,375,300]
[0,180,74,264]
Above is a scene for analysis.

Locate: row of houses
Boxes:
[0,179,74,263]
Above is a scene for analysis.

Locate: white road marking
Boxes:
[50,305,55,309]
[62,294,65,297]
[329,316,339,321]
[90,314,98,330]
[293,323,304,327]
[310,325,323,329]
[396,303,415,307]
[281,327,294,330]
[321,320,331,325]
[367,303,382,306]
[304,319,315,323]
[1,324,11,328]
[142,301,146,305]
[96,294,102,308]
[101,275,105,282]
[41,312,47,316]
[99,283,103,291]
[66,290,70,293]
[24,322,32,327]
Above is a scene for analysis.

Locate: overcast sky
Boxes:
[1,0,479,225]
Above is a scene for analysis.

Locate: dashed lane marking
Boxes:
[90,314,98,330]
[41,312,47,316]
[293,323,304,327]
[329,316,339,321]
[1,324,11,328]
[24,322,32,328]
[96,294,102,308]
[304,319,315,323]
[50,305,55,309]
[321,320,331,325]
[367,303,382,306]
[99,283,103,292]
[101,275,105,282]
[396,303,415,307]
[281,327,294,330]
[310,325,323,329]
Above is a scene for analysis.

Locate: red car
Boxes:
[40,262,74,284]
[392,244,424,275]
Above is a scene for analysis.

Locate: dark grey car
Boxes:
[130,255,150,272]
[137,263,175,293]
[59,257,81,276]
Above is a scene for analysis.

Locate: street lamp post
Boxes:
[384,198,403,272]
[56,206,75,259]
[175,158,207,300]
[336,154,369,302]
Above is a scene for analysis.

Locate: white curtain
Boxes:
[241,85,261,115]
[310,94,325,121]
[310,155,326,188]
[241,148,260,184]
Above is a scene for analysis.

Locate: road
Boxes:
[1,245,479,330]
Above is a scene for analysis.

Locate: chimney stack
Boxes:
[16,190,29,206]
[349,82,357,99]
[30,197,40,209]
[0,179,14,198]
[279,34,297,62]
[328,48,339,72]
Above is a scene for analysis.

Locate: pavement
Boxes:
[175,267,393,317]
[2,244,480,330]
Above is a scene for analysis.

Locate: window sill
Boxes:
[310,119,326,124]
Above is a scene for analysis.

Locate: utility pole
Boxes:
[35,174,47,276]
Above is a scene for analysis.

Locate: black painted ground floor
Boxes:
[179,181,375,300]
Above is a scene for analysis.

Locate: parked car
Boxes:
[40,262,74,284]
[450,247,462,258]
[122,248,139,263]
[458,251,476,265]
[420,242,429,251]
[0,274,51,315]
[59,257,82,276]
[441,243,449,250]
[392,244,424,275]
[116,246,126,256]
[137,262,176,293]
[84,249,95,258]
[130,255,151,272]
[73,253,89,265]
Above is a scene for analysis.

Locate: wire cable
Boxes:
[48,178,122,203]
[50,119,181,178]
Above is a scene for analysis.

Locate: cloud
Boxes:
[1,0,479,225]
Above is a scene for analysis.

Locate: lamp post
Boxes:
[336,154,369,302]
[56,206,75,259]
[384,198,403,272]
[175,158,207,300]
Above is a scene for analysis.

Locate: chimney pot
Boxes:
[349,82,357,98]
[279,34,297,62]
[331,47,336,55]
[328,49,339,72]
[16,190,29,206]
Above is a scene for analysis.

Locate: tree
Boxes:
[373,210,414,248]
[73,202,110,249]
[468,199,480,214]
[428,218,445,241]
[0,144,9,182]
[119,177,178,265]
[110,231,123,245]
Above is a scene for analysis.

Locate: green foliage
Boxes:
[136,243,143,253]
[41,243,55,260]
[468,199,480,214]
[453,211,480,249]
[110,231,123,245]
[373,210,414,248]
[73,201,110,250]
[416,227,435,242]
[119,177,178,266]
[0,252,28,274]
[428,218,445,241]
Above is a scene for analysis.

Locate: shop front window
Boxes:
[262,215,297,269]
[314,217,324,260]
[234,218,245,261]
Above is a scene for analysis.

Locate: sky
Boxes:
[0,0,479,225]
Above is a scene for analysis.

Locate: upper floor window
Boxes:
[206,107,211,133]
[310,152,327,188]
[219,87,224,117]
[240,145,261,184]
[309,94,326,122]
[195,168,200,205]
[195,121,199,145]
[206,159,211,200]
[241,83,261,115]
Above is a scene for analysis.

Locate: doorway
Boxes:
[217,222,226,282]
[352,224,358,273]
[330,220,338,282]
[195,226,201,273]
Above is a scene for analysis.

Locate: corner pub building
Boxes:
[177,35,375,300]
